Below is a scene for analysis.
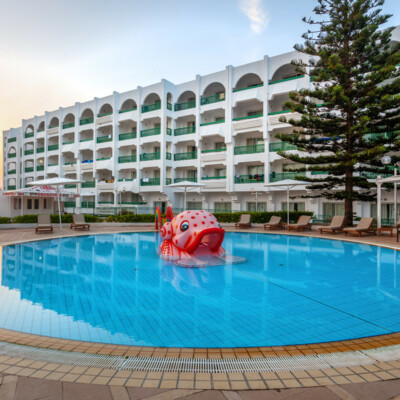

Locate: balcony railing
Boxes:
[269,142,298,152]
[141,102,161,113]
[48,163,59,167]
[64,201,76,208]
[97,135,112,143]
[37,128,44,132]
[202,176,226,180]
[268,110,294,116]
[165,178,172,185]
[118,155,137,163]
[8,153,16,158]
[24,167,34,173]
[81,181,96,188]
[36,165,44,171]
[174,100,196,111]
[118,178,134,182]
[64,161,77,166]
[48,144,59,151]
[269,75,305,85]
[8,185,16,190]
[200,119,225,126]
[235,174,265,184]
[24,149,34,155]
[79,138,93,142]
[233,114,263,121]
[233,83,264,92]
[234,144,264,155]
[8,137,17,143]
[140,152,160,161]
[174,126,195,136]
[167,128,172,136]
[24,132,34,139]
[98,201,114,204]
[62,122,75,129]
[140,127,161,137]
[119,107,137,113]
[360,171,392,179]
[174,177,197,183]
[79,117,94,125]
[200,93,225,105]
[140,177,160,186]
[65,184,77,189]
[62,141,74,145]
[7,170,16,174]
[167,102,172,111]
[270,172,307,182]
[48,124,58,129]
[119,131,137,140]
[201,148,226,153]
[174,151,197,161]
[166,152,172,160]
[81,201,95,208]
[36,147,44,153]
[97,112,113,118]
[96,157,111,161]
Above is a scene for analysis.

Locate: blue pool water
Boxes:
[1,232,400,348]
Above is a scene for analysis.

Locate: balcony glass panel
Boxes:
[62,123,75,129]
[47,145,59,151]
[24,132,34,139]
[269,75,305,85]
[79,117,94,125]
[232,83,264,92]
[174,151,197,161]
[234,144,264,155]
[174,177,197,183]
[81,181,96,188]
[118,155,137,163]
[140,127,161,137]
[140,177,160,185]
[8,153,17,158]
[174,126,195,136]
[269,172,307,182]
[233,113,263,121]
[97,135,112,143]
[141,102,161,113]
[119,131,137,140]
[269,142,297,152]
[174,100,196,111]
[36,147,45,153]
[8,137,17,143]
[36,165,44,171]
[200,120,225,126]
[200,93,225,105]
[235,174,264,183]
[140,152,160,161]
[24,167,34,173]
[24,149,34,155]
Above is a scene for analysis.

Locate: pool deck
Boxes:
[1,224,400,399]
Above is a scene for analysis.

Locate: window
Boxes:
[187,121,195,127]
[27,199,32,209]
[247,202,267,212]
[282,202,305,212]
[215,168,226,177]
[44,199,47,209]
[13,198,21,210]
[154,170,160,178]
[187,170,197,179]
[187,202,202,210]
[246,138,263,146]
[215,116,224,122]
[248,165,264,175]
[215,142,225,150]
[371,203,400,223]
[154,146,160,153]
[34,199,39,209]
[322,203,345,217]
[154,123,161,128]
[214,202,231,212]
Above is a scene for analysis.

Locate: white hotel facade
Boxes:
[3,28,400,219]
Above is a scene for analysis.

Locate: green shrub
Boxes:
[213,211,314,224]
[0,217,12,224]
[12,214,39,223]
[12,213,103,224]
[83,214,103,222]
[105,214,154,223]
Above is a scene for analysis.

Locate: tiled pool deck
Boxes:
[1,224,400,399]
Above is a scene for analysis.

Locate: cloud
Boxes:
[239,0,269,34]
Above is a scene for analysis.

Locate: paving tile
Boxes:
[126,387,172,399]
[342,380,400,400]
[14,376,62,400]
[110,386,130,400]
[178,390,226,400]
[63,381,113,400]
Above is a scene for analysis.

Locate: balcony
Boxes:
[269,75,305,85]
[174,151,197,161]
[81,181,96,188]
[24,132,34,139]
[200,93,225,105]
[174,100,196,111]
[36,147,45,153]
[119,131,137,141]
[24,167,34,173]
[233,83,264,92]
[269,142,298,152]
[79,117,94,126]
[174,126,195,136]
[48,144,59,151]
[235,175,264,184]
[140,152,160,161]
[141,102,161,113]
[233,113,263,121]
[270,172,307,182]
[140,127,160,137]
[24,149,34,156]
[97,135,112,144]
[174,177,197,183]
[8,137,17,143]
[62,123,75,129]
[8,153,16,158]
[202,176,226,180]
[118,155,137,163]
[140,178,160,186]
[166,178,172,185]
[234,144,264,155]
[36,165,44,171]
[8,170,16,174]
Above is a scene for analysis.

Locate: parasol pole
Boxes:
[57,186,62,232]
[287,185,290,225]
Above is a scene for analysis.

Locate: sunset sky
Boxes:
[1,0,399,186]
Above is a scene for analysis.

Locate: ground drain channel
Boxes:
[0,341,397,373]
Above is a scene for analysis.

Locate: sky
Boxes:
[0,0,399,185]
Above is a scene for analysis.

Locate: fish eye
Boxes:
[181,221,189,231]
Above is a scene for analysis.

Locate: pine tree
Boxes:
[276,0,400,226]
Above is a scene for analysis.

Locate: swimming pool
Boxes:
[1,232,399,348]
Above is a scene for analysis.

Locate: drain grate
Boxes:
[0,341,399,373]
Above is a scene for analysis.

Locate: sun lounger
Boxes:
[287,215,312,232]
[343,217,374,237]
[319,216,345,234]
[264,216,282,230]
[70,214,91,231]
[36,214,53,234]
[235,214,252,229]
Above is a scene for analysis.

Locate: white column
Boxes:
[377,182,382,228]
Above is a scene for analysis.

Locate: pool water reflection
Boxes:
[0,232,400,348]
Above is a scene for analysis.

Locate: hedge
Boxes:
[0,217,12,224]
[12,214,103,224]
[105,214,154,223]
[213,211,314,224]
